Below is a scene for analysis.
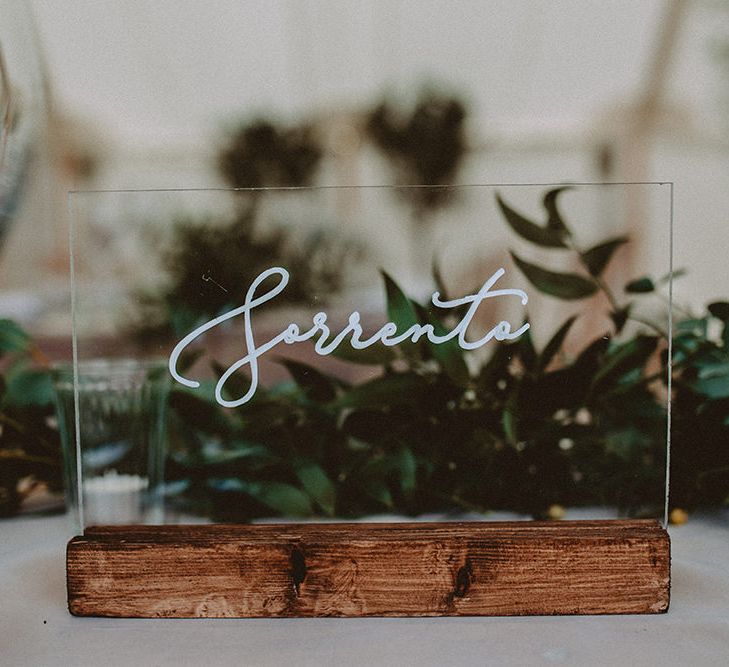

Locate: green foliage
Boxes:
[218,118,322,189]
[164,188,729,522]
[365,88,467,213]
[132,117,359,339]
[510,252,598,300]
[133,209,356,339]
[0,319,31,354]
[626,277,655,294]
[2,185,720,523]
[0,321,61,516]
[670,304,729,508]
[496,193,569,248]
[580,237,629,277]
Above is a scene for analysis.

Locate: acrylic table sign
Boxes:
[64,184,671,617]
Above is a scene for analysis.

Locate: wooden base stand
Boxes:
[67,520,670,617]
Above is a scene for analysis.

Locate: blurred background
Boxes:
[2,0,729,327]
[1,0,728,522]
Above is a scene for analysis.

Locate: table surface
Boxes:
[1,513,728,667]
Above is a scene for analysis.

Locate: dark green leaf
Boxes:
[574,334,611,368]
[496,194,568,248]
[521,334,611,415]
[708,302,729,321]
[279,358,338,402]
[0,319,30,354]
[381,270,425,360]
[625,277,655,294]
[295,462,336,515]
[213,479,313,516]
[252,482,314,516]
[382,270,419,330]
[676,318,708,337]
[357,476,393,508]
[170,387,233,434]
[580,236,628,277]
[176,348,205,374]
[510,252,597,300]
[412,302,470,386]
[210,362,259,403]
[542,187,572,232]
[692,374,729,399]
[593,335,658,388]
[432,258,451,301]
[605,428,652,460]
[174,442,275,469]
[4,369,53,407]
[395,447,417,493]
[697,361,729,380]
[336,373,427,409]
[518,324,538,371]
[330,343,396,366]
[610,306,631,333]
[539,316,577,371]
[502,405,518,445]
[658,268,686,285]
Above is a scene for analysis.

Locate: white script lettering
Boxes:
[168,267,529,408]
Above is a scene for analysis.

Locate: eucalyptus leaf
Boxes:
[510,252,597,300]
[496,194,568,248]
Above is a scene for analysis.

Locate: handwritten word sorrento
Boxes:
[168,267,530,408]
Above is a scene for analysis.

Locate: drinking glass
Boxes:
[52,358,170,528]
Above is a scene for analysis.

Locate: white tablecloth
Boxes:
[1,514,728,667]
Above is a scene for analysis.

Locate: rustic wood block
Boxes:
[66,519,670,617]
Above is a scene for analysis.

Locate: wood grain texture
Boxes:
[67,520,670,617]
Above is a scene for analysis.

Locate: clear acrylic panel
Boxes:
[66,183,672,528]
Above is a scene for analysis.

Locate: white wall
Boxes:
[10,0,729,315]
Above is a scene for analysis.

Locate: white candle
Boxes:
[82,469,148,525]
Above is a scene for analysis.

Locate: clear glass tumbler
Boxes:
[52,358,170,528]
